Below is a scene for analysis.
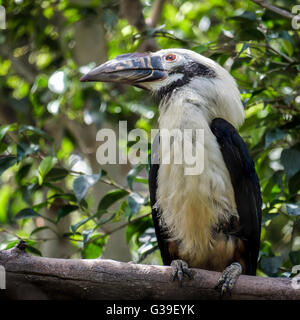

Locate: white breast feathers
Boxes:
[156,85,242,267]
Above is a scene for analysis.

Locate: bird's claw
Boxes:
[171,259,192,287]
[215,262,242,297]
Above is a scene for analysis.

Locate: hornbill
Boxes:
[80,49,262,295]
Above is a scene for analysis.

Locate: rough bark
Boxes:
[0,244,299,300]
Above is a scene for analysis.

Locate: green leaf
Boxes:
[97,189,129,214]
[228,11,257,22]
[32,201,49,211]
[0,156,17,176]
[5,240,19,249]
[47,193,87,209]
[16,142,39,161]
[281,149,300,179]
[290,251,300,265]
[16,163,32,183]
[19,125,52,140]
[289,170,300,195]
[38,156,57,185]
[62,232,81,239]
[47,193,76,201]
[138,228,158,262]
[34,74,48,89]
[0,185,10,223]
[0,142,8,153]
[126,215,152,243]
[137,228,158,262]
[259,241,273,259]
[26,245,42,256]
[57,205,79,222]
[191,45,207,54]
[281,39,293,57]
[133,176,148,184]
[286,202,300,216]
[236,42,249,57]
[0,123,18,141]
[43,182,64,193]
[30,226,53,236]
[265,129,286,148]
[138,245,158,262]
[73,172,101,202]
[261,212,279,225]
[96,212,117,226]
[71,216,94,233]
[15,208,40,220]
[83,229,94,245]
[128,192,145,217]
[82,235,107,259]
[44,168,69,182]
[127,164,145,190]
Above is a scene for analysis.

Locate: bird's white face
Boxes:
[80,48,217,90]
[79,48,229,100]
[80,48,244,127]
[136,49,218,95]
[137,50,187,91]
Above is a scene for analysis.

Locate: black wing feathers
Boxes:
[211,118,262,275]
[148,134,172,265]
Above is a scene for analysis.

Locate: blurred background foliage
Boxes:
[0,0,300,278]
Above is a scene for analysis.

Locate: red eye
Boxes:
[165,54,177,62]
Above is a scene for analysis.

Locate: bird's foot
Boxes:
[215,262,242,297]
[171,259,192,287]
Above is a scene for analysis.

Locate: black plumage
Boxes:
[211,118,262,275]
[148,134,172,266]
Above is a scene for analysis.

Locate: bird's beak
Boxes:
[80,52,167,85]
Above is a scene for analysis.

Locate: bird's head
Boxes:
[80,48,244,127]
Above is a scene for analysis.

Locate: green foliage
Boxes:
[0,0,299,278]
[73,172,102,203]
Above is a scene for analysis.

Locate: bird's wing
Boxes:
[211,118,262,275]
[149,133,172,265]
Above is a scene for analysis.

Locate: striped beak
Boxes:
[80,52,167,86]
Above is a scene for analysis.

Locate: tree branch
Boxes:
[250,0,296,20]
[0,244,299,300]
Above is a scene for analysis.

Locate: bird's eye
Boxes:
[165,54,177,62]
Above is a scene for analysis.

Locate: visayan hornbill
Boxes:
[80,49,262,295]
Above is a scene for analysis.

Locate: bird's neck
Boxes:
[158,85,244,130]
[158,88,213,130]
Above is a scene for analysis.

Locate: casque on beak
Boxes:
[80,52,168,86]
